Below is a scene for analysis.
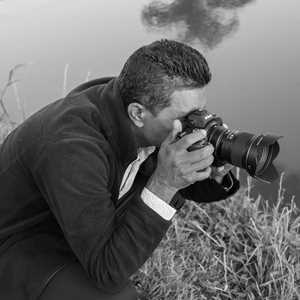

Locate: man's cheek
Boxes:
[162,129,173,144]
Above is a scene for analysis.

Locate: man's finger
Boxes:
[164,119,182,145]
[175,129,207,151]
[214,164,234,177]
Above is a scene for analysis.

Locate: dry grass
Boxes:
[131,175,300,299]
[0,65,25,142]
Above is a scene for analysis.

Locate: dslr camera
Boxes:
[178,109,282,183]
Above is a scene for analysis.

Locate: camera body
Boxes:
[177,109,226,167]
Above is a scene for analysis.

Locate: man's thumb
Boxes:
[166,119,182,144]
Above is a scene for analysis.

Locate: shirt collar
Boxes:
[137,146,156,162]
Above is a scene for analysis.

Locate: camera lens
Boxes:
[208,126,281,182]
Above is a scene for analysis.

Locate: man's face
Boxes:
[140,87,207,147]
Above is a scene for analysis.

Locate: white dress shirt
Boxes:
[118,146,177,221]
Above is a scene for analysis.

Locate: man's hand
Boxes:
[146,119,214,203]
[210,163,235,184]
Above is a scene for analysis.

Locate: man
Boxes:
[0,39,240,300]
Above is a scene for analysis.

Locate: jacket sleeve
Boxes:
[178,170,240,204]
[32,135,172,294]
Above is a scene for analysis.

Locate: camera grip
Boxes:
[178,130,227,166]
[175,130,210,152]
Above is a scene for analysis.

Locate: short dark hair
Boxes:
[117,39,212,117]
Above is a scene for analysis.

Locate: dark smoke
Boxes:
[142,0,256,49]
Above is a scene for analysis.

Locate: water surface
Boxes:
[0,0,299,205]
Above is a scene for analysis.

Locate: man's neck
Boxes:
[130,123,153,148]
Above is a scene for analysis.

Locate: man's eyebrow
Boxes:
[178,110,194,119]
[187,108,199,114]
[181,107,205,117]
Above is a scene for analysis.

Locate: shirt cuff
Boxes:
[141,188,177,221]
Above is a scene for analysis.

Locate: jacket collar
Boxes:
[88,77,139,167]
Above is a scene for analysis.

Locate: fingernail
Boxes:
[174,120,182,131]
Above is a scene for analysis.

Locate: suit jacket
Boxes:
[0,76,239,300]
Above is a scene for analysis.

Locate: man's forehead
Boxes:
[171,88,207,115]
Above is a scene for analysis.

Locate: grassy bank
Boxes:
[1,68,299,299]
[131,180,300,299]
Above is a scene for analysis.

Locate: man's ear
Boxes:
[127,102,146,128]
